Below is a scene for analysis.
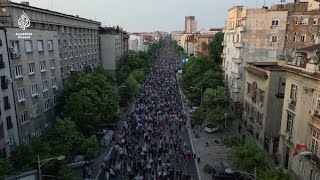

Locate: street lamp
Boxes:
[38,155,65,180]
[190,84,203,107]
[224,113,228,132]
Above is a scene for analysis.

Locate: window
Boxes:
[40,61,46,72]
[42,80,48,92]
[9,41,20,53]
[20,111,27,124]
[15,65,23,78]
[260,90,265,104]
[302,17,309,25]
[32,104,39,117]
[300,161,306,176]
[270,35,278,42]
[293,36,296,42]
[301,34,306,42]
[247,82,252,96]
[53,95,58,106]
[28,63,35,75]
[31,83,39,97]
[37,40,44,52]
[313,17,318,25]
[296,55,305,66]
[25,40,32,53]
[290,84,297,101]
[44,99,50,110]
[50,59,55,69]
[17,88,26,102]
[311,130,319,154]
[48,40,53,51]
[0,54,4,69]
[0,77,7,91]
[52,77,57,88]
[6,116,13,130]
[267,51,277,58]
[286,113,294,133]
[63,40,66,46]
[59,53,62,59]
[272,19,279,26]
[3,96,10,110]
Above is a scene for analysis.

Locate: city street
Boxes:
[97,40,198,180]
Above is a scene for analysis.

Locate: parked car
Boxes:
[188,106,198,114]
[204,124,220,134]
[212,162,243,180]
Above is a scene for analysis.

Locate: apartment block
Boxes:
[277,1,320,56]
[185,16,197,34]
[221,6,288,117]
[0,1,101,77]
[243,62,286,156]
[0,0,101,145]
[99,28,123,72]
[0,28,20,157]
[278,44,320,180]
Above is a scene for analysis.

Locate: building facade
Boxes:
[278,44,320,180]
[281,1,320,56]
[100,32,122,72]
[0,28,20,157]
[243,62,286,156]
[0,0,101,145]
[221,6,288,117]
[185,16,197,34]
[129,34,148,52]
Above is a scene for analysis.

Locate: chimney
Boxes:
[21,1,29,6]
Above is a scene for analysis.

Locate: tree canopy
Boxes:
[208,32,224,64]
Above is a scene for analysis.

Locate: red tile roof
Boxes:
[244,66,268,79]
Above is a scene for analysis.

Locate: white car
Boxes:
[188,106,198,114]
[204,124,220,134]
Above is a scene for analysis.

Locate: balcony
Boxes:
[232,57,243,64]
[234,72,241,79]
[221,53,226,59]
[310,114,320,130]
[232,86,240,93]
[238,26,245,32]
[303,154,320,171]
[234,42,244,48]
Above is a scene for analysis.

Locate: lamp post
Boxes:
[38,155,65,180]
[224,113,228,132]
[190,84,203,107]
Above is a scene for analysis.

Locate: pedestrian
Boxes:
[197,151,201,163]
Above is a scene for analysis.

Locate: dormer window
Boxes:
[297,55,305,66]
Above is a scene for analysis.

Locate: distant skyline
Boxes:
[12,0,294,32]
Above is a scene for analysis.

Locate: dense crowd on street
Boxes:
[97,41,198,180]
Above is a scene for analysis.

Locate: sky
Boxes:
[11,0,294,32]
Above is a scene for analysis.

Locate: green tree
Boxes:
[232,140,267,172]
[0,158,17,179]
[204,87,228,108]
[57,162,74,180]
[122,74,139,102]
[208,32,224,64]
[191,107,206,130]
[130,69,145,82]
[201,41,208,50]
[81,135,99,159]
[257,168,291,180]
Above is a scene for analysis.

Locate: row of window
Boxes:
[20,96,57,124]
[288,17,319,26]
[58,38,98,47]
[59,49,98,59]
[14,59,56,78]
[300,161,320,180]
[244,101,264,128]
[246,82,265,104]
[10,40,53,54]
[16,79,58,102]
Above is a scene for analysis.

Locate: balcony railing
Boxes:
[303,154,320,171]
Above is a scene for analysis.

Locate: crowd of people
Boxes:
[100,41,198,180]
